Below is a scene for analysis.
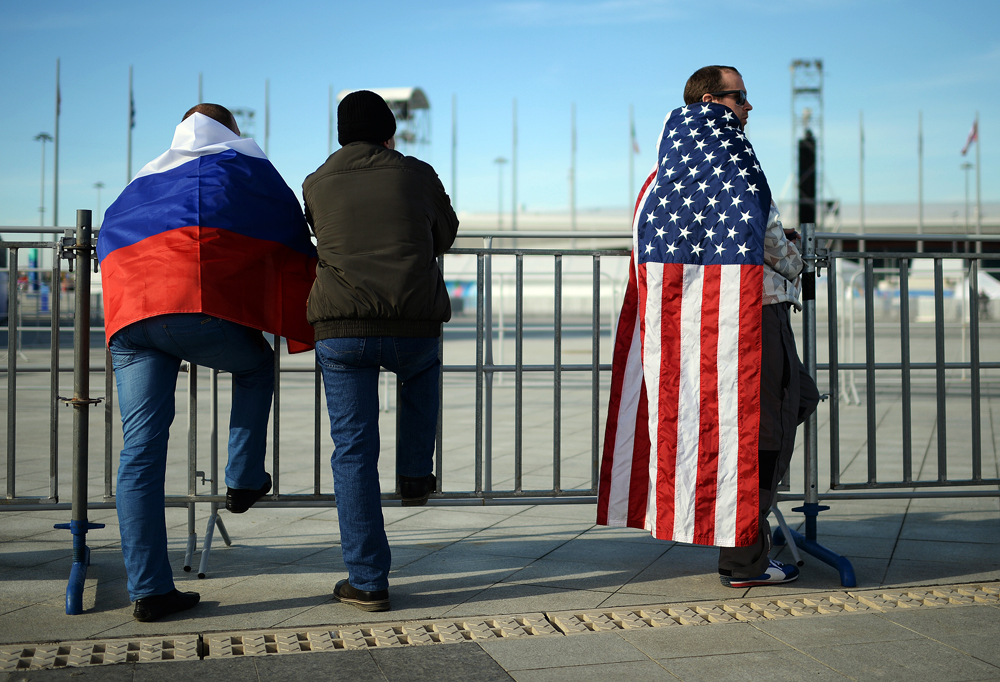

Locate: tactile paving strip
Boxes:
[0,637,200,670]
[202,614,560,656]
[2,583,997,670]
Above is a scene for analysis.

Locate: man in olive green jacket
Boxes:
[303,90,458,612]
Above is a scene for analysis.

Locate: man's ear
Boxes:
[701,93,714,103]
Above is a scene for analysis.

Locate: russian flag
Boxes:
[97,113,317,351]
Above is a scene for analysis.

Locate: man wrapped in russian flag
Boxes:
[97,104,317,622]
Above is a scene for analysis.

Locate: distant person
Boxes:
[303,90,458,612]
[98,104,316,622]
[597,66,818,587]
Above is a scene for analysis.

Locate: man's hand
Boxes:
[784,229,800,243]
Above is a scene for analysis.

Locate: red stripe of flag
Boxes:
[735,264,764,544]
[694,264,722,544]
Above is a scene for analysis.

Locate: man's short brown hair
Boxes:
[683,66,741,105]
[182,103,239,134]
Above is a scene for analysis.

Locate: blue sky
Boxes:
[1,0,997,227]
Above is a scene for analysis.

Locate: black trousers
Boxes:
[719,303,819,577]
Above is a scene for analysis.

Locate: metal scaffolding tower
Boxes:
[790,60,824,229]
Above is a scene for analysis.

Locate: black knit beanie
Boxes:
[338,90,397,146]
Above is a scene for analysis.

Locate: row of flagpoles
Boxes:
[30,60,986,230]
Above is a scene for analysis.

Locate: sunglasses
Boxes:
[710,90,748,106]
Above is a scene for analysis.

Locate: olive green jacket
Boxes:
[303,142,458,340]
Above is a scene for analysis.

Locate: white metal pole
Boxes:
[629,104,635,210]
[975,111,982,253]
[53,59,60,228]
[570,103,577,232]
[918,110,924,252]
[859,110,865,253]
[451,94,457,211]
[512,98,518,233]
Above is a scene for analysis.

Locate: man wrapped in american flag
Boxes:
[598,65,819,587]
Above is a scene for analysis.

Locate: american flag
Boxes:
[597,102,771,547]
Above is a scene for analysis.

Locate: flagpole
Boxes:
[327,85,333,157]
[264,79,270,156]
[451,94,457,211]
[53,58,60,228]
[127,65,133,183]
[198,72,203,104]
[512,97,518,233]
[917,111,924,253]
[859,110,865,253]
[975,111,981,253]
[570,102,577,232]
[629,104,635,210]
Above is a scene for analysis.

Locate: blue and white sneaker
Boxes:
[720,559,799,588]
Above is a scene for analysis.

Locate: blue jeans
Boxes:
[316,336,440,592]
[109,314,274,600]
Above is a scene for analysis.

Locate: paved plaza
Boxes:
[1,320,999,680]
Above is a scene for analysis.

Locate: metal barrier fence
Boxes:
[2,214,998,608]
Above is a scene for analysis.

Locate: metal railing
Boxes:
[3,216,999,603]
[807,229,1000,494]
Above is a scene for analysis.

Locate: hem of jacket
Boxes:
[313,319,443,339]
[762,296,802,311]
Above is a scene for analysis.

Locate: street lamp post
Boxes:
[494,157,508,230]
[93,182,105,228]
[34,133,53,227]
[33,133,53,292]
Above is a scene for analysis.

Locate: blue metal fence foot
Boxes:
[783,527,857,587]
[789,503,856,588]
[54,519,106,615]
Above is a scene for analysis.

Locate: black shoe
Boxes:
[333,579,390,612]
[133,589,200,622]
[226,473,272,513]
[398,473,436,507]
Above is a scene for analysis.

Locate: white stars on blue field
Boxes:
[636,103,770,267]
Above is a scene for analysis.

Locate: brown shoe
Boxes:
[333,579,390,612]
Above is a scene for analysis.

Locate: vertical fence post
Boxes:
[899,259,913,483]
[183,363,198,572]
[436,255,445,494]
[475,252,484,494]
[785,223,856,588]
[61,210,105,614]
[50,244,62,501]
[553,254,562,493]
[483,237,494,492]
[591,255,600,491]
[6,247,18,500]
[515,253,523,493]
[933,258,948,481]
[801,224,822,539]
[969,257,982,480]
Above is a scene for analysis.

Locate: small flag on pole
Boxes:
[630,118,640,154]
[961,119,978,155]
